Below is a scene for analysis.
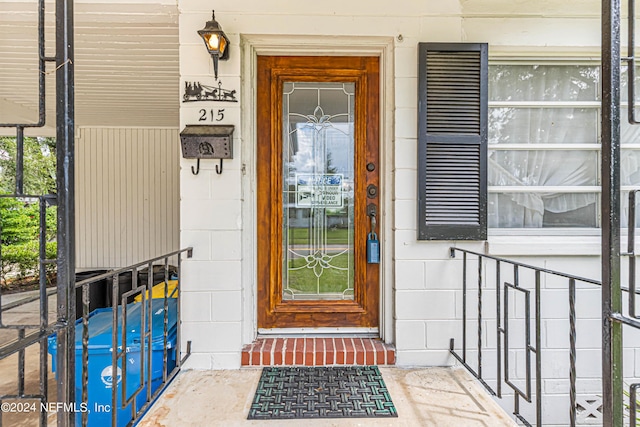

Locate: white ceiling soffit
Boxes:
[0,1,179,135]
[459,0,600,17]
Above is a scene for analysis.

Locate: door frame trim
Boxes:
[240,34,395,344]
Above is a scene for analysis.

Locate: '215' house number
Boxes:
[199,108,225,122]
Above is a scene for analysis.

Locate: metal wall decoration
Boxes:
[182,80,237,103]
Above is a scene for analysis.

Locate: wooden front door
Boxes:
[257,56,380,329]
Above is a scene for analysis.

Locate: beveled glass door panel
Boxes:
[257,56,379,329]
[282,82,355,301]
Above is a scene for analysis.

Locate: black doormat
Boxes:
[247,365,398,420]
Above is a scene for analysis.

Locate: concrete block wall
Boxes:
[180,166,244,368]
[177,0,612,380]
[174,1,640,424]
[177,0,472,370]
[178,13,244,367]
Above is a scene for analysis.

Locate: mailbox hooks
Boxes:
[190,158,223,175]
[191,159,201,175]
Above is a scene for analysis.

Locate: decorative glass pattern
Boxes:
[282,82,355,300]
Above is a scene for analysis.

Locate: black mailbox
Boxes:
[180,125,234,159]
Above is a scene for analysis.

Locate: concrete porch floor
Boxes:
[139,366,516,427]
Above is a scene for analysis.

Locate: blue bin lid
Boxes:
[49,299,177,353]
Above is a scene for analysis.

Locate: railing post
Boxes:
[569,278,576,427]
[463,252,467,363]
[39,198,50,427]
[535,270,542,427]
[15,127,24,195]
[602,0,624,425]
[496,260,502,398]
[477,255,483,379]
[55,0,75,425]
[630,191,637,318]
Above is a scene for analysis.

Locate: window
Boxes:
[417,53,640,237]
[488,62,640,229]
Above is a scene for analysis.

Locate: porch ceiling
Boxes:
[0,1,179,136]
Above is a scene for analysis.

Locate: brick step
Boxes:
[241,337,395,367]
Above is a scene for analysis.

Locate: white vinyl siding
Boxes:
[75,127,180,269]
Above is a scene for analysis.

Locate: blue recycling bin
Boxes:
[49,298,178,427]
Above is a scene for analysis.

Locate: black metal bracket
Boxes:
[191,158,224,175]
[191,159,200,175]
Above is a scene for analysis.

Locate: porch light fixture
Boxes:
[198,10,230,81]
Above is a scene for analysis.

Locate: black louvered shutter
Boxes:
[417,42,488,240]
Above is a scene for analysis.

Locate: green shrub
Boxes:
[0,137,56,196]
[1,241,57,280]
[0,199,57,285]
[0,136,57,287]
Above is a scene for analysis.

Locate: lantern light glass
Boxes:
[197,10,230,80]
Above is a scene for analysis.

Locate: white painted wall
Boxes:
[177,1,636,424]
[179,0,599,354]
[75,127,180,269]
[178,0,471,370]
[177,0,620,393]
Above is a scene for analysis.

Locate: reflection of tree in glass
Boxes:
[489,65,599,102]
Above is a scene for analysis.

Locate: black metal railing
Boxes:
[0,195,58,427]
[74,248,193,427]
[618,189,640,427]
[1,2,192,427]
[449,247,602,427]
[0,1,76,426]
[451,185,640,427]
[0,243,193,427]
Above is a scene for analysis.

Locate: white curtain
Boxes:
[489,150,597,227]
[488,65,640,228]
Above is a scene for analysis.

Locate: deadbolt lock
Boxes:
[367,184,378,198]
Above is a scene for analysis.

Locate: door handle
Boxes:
[367,203,380,264]
[367,203,377,234]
